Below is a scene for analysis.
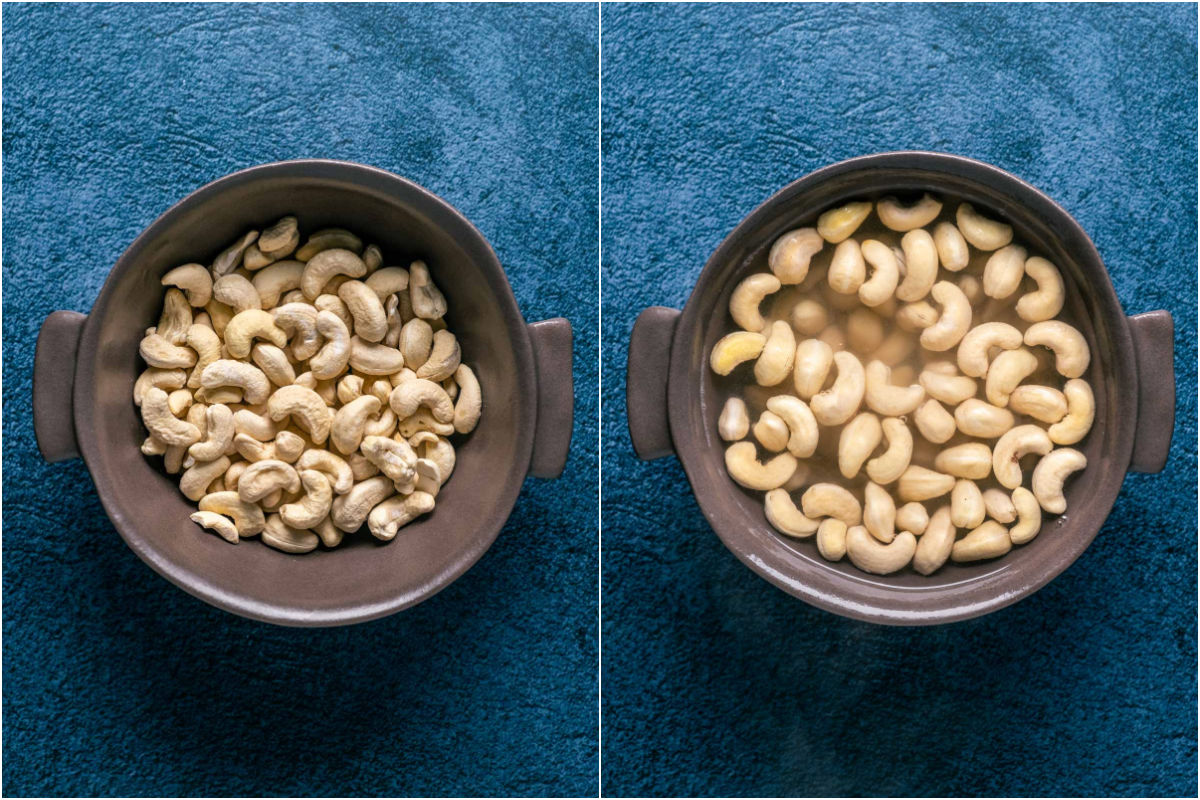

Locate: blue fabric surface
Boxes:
[3,3,597,796]
[601,3,1196,797]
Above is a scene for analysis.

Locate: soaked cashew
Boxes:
[718,397,750,441]
[1024,321,1090,378]
[1008,385,1068,424]
[913,398,956,444]
[838,412,882,479]
[816,201,872,243]
[864,360,924,416]
[897,466,955,502]
[957,322,1022,378]
[816,518,848,561]
[858,240,900,307]
[985,348,1038,407]
[764,489,820,538]
[846,526,915,575]
[912,507,954,575]
[863,482,896,543]
[846,309,885,354]
[765,395,819,458]
[768,228,822,284]
[801,483,862,526]
[895,229,938,302]
[993,425,1053,489]
[1016,257,1065,322]
[865,418,912,484]
[950,479,985,529]
[895,502,929,536]
[932,222,969,271]
[1009,487,1043,544]
[877,194,942,232]
[919,365,977,405]
[792,338,833,399]
[920,281,972,351]
[954,399,1014,439]
[810,351,865,426]
[956,203,1012,251]
[951,520,1012,563]
[1048,379,1094,445]
[1031,448,1086,514]
[710,331,766,375]
[730,273,781,332]
[752,411,789,452]
[896,301,938,331]
[162,264,213,307]
[934,442,992,480]
[190,510,239,544]
[827,239,866,295]
[790,298,828,335]
[724,442,797,491]
[982,244,1027,300]
[754,321,796,386]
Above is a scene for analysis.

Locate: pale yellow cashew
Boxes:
[237,459,300,503]
[858,239,900,307]
[718,397,749,441]
[896,301,938,331]
[331,475,394,532]
[156,289,193,344]
[166,389,193,417]
[800,482,862,526]
[1016,257,1065,322]
[752,411,789,453]
[258,215,300,259]
[185,324,224,391]
[330,395,382,455]
[827,239,865,294]
[950,479,985,530]
[985,348,1038,407]
[729,273,781,332]
[267,385,333,444]
[846,308,885,354]
[361,435,418,486]
[337,374,365,405]
[417,330,461,383]
[912,507,954,575]
[409,261,448,319]
[864,360,924,416]
[954,398,1014,439]
[297,448,355,494]
[187,404,235,462]
[179,456,231,502]
[201,360,270,405]
[816,201,872,243]
[920,281,972,351]
[313,517,343,548]
[914,398,956,444]
[982,244,1027,300]
[1048,379,1094,445]
[765,395,819,458]
[296,228,363,262]
[223,309,287,358]
[897,466,955,502]
[1024,321,1090,378]
[1009,385,1068,424]
[764,489,819,538]
[273,431,306,464]
[955,203,1013,251]
[338,280,388,342]
[366,266,410,298]
[753,321,795,387]
[934,442,993,480]
[273,302,321,361]
[349,337,406,376]
[233,408,279,441]
[140,333,197,369]
[389,378,454,423]
[399,318,434,369]
[1009,487,1043,544]
[957,322,1022,378]
[933,222,969,271]
[792,338,833,399]
[135,367,188,406]
[992,425,1053,489]
[951,520,1012,563]
[205,299,234,337]
[309,310,352,381]
[162,263,213,307]
[836,412,881,479]
[190,510,239,544]
[279,469,333,530]
[790,298,828,336]
[416,436,456,483]
[368,492,436,541]
[301,248,368,300]
[724,442,796,491]
[877,193,942,232]
[199,491,266,536]
[233,432,276,462]
[213,274,262,313]
[846,527,915,575]
[895,229,938,302]
[768,228,822,284]
[262,514,319,554]
[252,260,305,310]
[918,366,977,405]
[1031,448,1086,514]
[251,344,296,388]
[140,388,202,446]
[895,502,929,536]
[817,519,848,561]
[865,417,913,484]
[869,330,915,368]
[450,364,482,435]
[810,351,865,426]
[982,488,1017,524]
[863,482,896,543]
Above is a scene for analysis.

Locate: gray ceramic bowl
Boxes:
[34,159,573,627]
[627,151,1174,625]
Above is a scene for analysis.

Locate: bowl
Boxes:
[33,159,574,627]
[626,151,1174,625]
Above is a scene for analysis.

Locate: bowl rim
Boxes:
[666,150,1137,625]
[71,158,538,626]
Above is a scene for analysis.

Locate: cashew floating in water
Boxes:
[957,322,1022,378]
[895,229,938,302]
[718,397,750,441]
[1009,487,1043,544]
[1024,321,1090,378]
[920,281,972,351]
[862,481,896,543]
[724,441,796,491]
[910,506,953,575]
[752,411,789,453]
[810,351,865,426]
[914,398,956,444]
[730,273,781,332]
[765,395,819,458]
[864,360,924,416]
[955,203,1012,251]
[838,412,882,479]
[828,239,866,294]
[934,442,993,480]
[754,320,796,387]
[933,222,969,271]
[764,489,819,538]
[982,244,1027,300]
[919,365,977,405]
[801,483,862,526]
[950,479,985,530]
[792,338,833,399]
[162,264,213,307]
[951,520,1012,563]
[1016,257,1065,322]
[710,331,766,375]
[768,228,822,284]
[896,300,938,331]
[858,240,900,307]
[846,308,885,354]
[981,488,1017,524]
[866,417,913,485]
[1048,379,1094,445]
[877,194,942,232]
[955,398,1014,439]
[846,526,915,575]
[816,201,871,243]
[790,298,828,335]
[1031,448,1086,514]
[1008,385,1068,424]
[984,348,1039,407]
[897,466,955,502]
[895,502,929,536]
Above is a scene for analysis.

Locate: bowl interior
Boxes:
[75,162,535,625]
[673,158,1133,623]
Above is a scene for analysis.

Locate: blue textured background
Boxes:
[3,3,597,796]
[602,3,1196,797]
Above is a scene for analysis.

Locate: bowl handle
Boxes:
[627,306,680,460]
[527,318,573,479]
[1128,310,1175,473]
[34,310,87,463]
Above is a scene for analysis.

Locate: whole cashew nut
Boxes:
[349,337,406,376]
[877,194,942,232]
[199,491,266,536]
[982,244,1028,300]
[262,514,320,554]
[810,351,865,426]
[1048,379,1095,445]
[984,348,1039,407]
[765,395,819,457]
[331,395,382,455]
[180,456,232,502]
[951,521,1012,563]
[331,475,394,532]
[237,459,301,503]
[309,310,352,380]
[233,408,280,441]
[837,412,882,479]
[950,479,986,530]
[764,489,820,538]
[896,502,929,535]
[267,385,334,444]
[297,448,355,494]
[846,526,915,575]
[223,309,287,358]
[162,263,213,307]
[793,338,833,399]
[920,281,972,351]
[258,216,300,259]
[301,248,368,300]
[251,344,297,388]
[210,230,258,277]
[919,366,977,405]
[252,261,305,310]
[399,318,434,369]
[1016,257,1065,322]
[724,441,797,491]
[710,331,766,376]
[409,261,448,319]
[1031,448,1087,514]
[201,360,271,405]
[933,222,969,271]
[719,397,750,441]
[828,239,866,294]
[816,201,871,243]
[368,492,436,541]
[955,203,1013,251]
[754,321,796,387]
[816,519,848,561]
[954,399,1015,439]
[914,398,956,444]
[389,378,454,424]
[190,510,239,544]
[1024,321,1090,379]
[800,483,862,526]
[992,425,1054,489]
[366,267,410,298]
[858,240,900,307]
[752,411,790,453]
[140,333,198,369]
[897,466,955,502]
[273,302,321,361]
[846,309,885,354]
[982,488,1018,524]
[141,388,202,446]
[156,289,194,344]
[135,367,188,405]
[1009,487,1043,544]
[452,364,482,435]
[912,506,954,575]
[416,330,462,382]
[957,322,1023,378]
[213,274,262,313]
[768,228,823,284]
[1008,385,1069,424]
[730,273,782,332]
[296,228,363,262]
[863,360,924,416]
[866,417,913,484]
[187,404,235,462]
[863,481,896,543]
[279,469,333,529]
[934,442,993,480]
[895,229,938,302]
[338,280,388,342]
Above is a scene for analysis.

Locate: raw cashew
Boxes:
[950,479,985,529]
[368,492,436,541]
[187,404,235,462]
[211,230,258,277]
[764,489,819,538]
[955,203,1012,251]
[1048,379,1094,445]
[349,337,406,375]
[951,521,1012,562]
[768,228,822,284]
[866,418,913,484]
[982,244,1027,300]
[331,395,382,455]
[201,360,270,405]
[869,330,915,367]
[135,367,187,405]
[1031,448,1086,514]
[450,364,482,435]
[389,379,454,424]
[730,273,781,332]
[301,248,367,299]
[140,333,197,369]
[1016,257,1065,322]
[279,469,333,529]
[920,281,972,351]
[828,239,866,294]
[818,323,846,351]
[237,459,300,502]
[846,309,885,354]
[846,526,915,575]
[297,448,354,494]
[790,299,828,335]
[233,432,275,462]
[399,318,434,369]
[396,409,454,438]
[213,274,262,313]
[141,388,202,446]
[338,280,388,342]
[897,466,955,502]
[982,488,1017,524]
[876,193,943,230]
[416,330,461,382]
[719,397,750,441]
[190,510,239,544]
[223,309,287,358]
[985,348,1038,407]
[233,408,279,441]
[816,519,848,561]
[896,301,938,331]
[919,366,976,405]
[337,374,365,404]
[993,425,1053,489]
[252,261,305,309]
[753,320,795,386]
[1009,385,1068,424]
[205,300,233,337]
[810,351,865,426]
[752,411,789,453]
[258,215,300,259]
[724,441,796,491]
[914,398,956,444]
[1009,487,1043,544]
[1024,321,1090,378]
[765,395,819,457]
[858,240,900,307]
[366,266,410,298]
[800,483,861,526]
[954,399,1014,439]
[711,331,766,375]
[156,289,193,344]
[309,311,352,380]
[816,201,871,243]
[934,442,993,480]
[863,482,896,543]
[792,338,833,399]
[863,360,924,416]
[409,261,448,319]
[957,322,1022,377]
[838,412,882,479]
[361,435,418,485]
[415,436,456,483]
[267,385,333,444]
[933,222,969,271]
[271,302,320,361]
[896,502,929,535]
[162,263,213,307]
[296,228,363,261]
[331,475,393,532]
[911,507,954,575]
[180,456,232,502]
[199,491,266,535]
[262,514,319,554]
[895,229,938,302]
[313,517,343,548]
[167,389,193,417]
[251,344,296,387]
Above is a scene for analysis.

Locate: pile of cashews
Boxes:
[134,216,481,553]
[712,194,1094,576]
